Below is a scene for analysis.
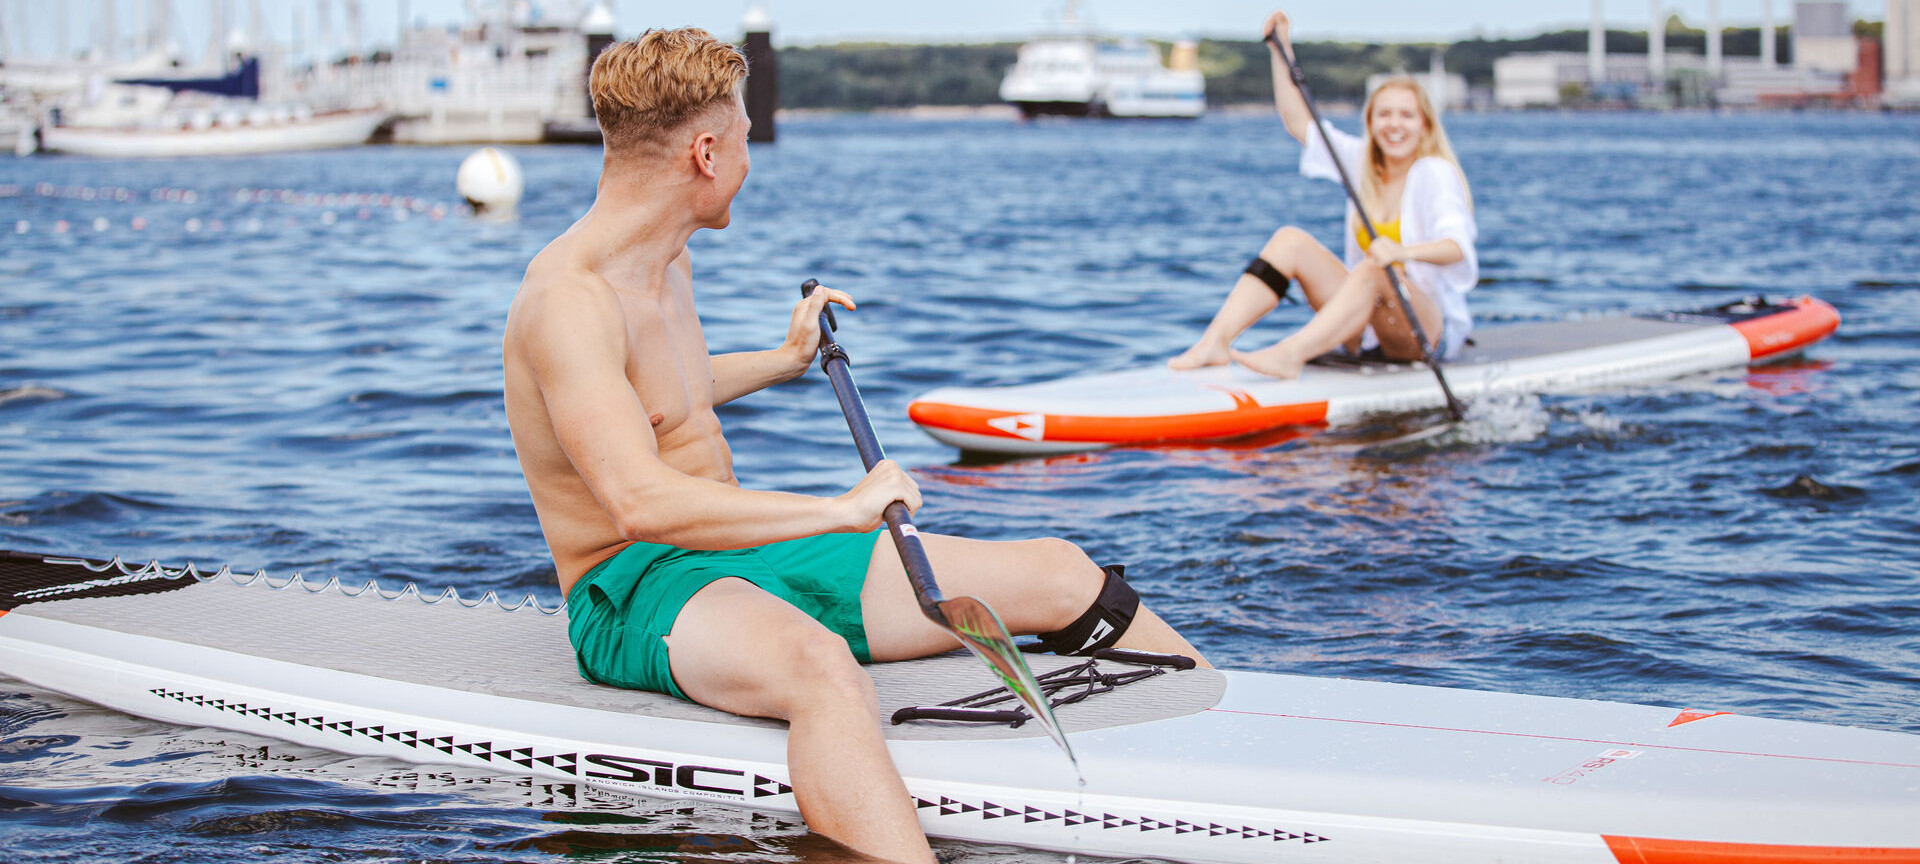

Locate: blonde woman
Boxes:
[1171,10,1478,379]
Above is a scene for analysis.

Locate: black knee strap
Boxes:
[1034,564,1139,656]
[1244,257,1294,303]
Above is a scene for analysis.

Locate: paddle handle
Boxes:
[802,280,947,622]
[1266,34,1467,421]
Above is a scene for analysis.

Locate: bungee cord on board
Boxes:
[12,552,564,614]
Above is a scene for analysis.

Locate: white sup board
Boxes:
[908,297,1841,455]
[1,550,1915,864]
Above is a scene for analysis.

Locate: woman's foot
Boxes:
[1169,339,1231,371]
[1229,343,1308,379]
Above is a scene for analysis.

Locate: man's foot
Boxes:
[1229,343,1307,379]
[1169,340,1230,371]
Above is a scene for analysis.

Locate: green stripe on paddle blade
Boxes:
[938,596,1078,771]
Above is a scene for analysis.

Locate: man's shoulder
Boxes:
[524,234,611,290]
[520,239,620,305]
[508,248,621,350]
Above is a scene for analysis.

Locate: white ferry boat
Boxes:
[999,4,1205,119]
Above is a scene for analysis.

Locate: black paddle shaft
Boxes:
[801,279,947,624]
[1266,32,1468,422]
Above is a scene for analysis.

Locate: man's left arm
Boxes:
[711,283,855,405]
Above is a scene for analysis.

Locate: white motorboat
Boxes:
[999,3,1205,119]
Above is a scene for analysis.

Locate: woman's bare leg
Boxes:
[1170,226,1348,370]
[1231,260,1442,379]
[1364,269,1446,361]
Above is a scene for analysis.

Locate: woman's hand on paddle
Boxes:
[781,284,856,376]
[1262,10,1293,52]
[837,459,922,532]
[1366,236,1409,269]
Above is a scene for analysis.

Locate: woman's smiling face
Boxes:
[1368,86,1427,162]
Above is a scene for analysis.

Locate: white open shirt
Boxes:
[1301,122,1479,358]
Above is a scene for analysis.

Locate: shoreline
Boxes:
[769,101,1913,123]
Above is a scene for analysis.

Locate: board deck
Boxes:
[2,551,1916,864]
[907,297,1842,454]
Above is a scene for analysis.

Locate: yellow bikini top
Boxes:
[1355,216,1402,253]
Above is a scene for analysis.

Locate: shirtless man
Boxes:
[502,29,1208,863]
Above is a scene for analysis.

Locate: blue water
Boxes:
[3,111,1919,862]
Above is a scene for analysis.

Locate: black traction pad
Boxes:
[0,550,198,613]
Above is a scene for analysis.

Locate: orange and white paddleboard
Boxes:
[909,296,1840,455]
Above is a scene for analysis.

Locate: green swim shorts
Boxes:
[566,530,882,701]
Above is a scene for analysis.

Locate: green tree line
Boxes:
[775,26,1809,110]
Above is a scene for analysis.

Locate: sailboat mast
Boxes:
[206,0,228,68]
[95,0,117,61]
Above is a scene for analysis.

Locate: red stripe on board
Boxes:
[1733,296,1841,362]
[1606,834,1920,863]
[1204,707,1920,770]
[906,399,1329,445]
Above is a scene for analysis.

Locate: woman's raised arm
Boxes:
[1264,10,1315,144]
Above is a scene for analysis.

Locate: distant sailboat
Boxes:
[32,1,388,158]
[38,103,387,158]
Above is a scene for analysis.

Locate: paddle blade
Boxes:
[936,595,1078,770]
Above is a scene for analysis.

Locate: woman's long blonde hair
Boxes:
[1354,76,1473,225]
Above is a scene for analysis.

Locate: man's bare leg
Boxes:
[1170,226,1348,370]
[859,534,1209,666]
[667,578,935,864]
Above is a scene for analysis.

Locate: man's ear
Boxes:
[693,130,720,180]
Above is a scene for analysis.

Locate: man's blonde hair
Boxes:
[591,28,748,153]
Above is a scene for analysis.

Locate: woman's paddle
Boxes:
[800,280,1078,770]
[1266,31,1468,422]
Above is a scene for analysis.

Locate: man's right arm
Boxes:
[515,278,919,551]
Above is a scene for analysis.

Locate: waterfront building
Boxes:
[1365,50,1468,113]
[375,3,605,144]
[1794,1,1858,75]
[1493,50,1850,108]
[1364,71,1469,111]
[1494,1,1880,108]
[1884,0,1920,105]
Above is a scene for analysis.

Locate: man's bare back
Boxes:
[505,239,735,591]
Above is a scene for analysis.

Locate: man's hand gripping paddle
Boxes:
[1266,31,1468,422]
[800,280,1078,771]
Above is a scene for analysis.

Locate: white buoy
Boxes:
[456,147,524,217]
